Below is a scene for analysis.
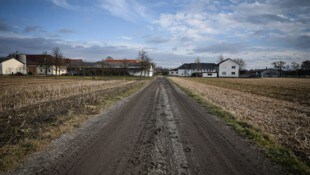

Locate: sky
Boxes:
[0,0,309,69]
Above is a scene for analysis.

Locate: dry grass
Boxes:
[169,77,310,165]
[0,77,150,173]
[187,78,310,106]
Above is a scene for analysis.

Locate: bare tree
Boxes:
[271,61,286,77]
[42,51,52,76]
[138,50,152,78]
[291,62,300,70]
[194,57,201,77]
[301,60,310,71]
[52,47,64,75]
[233,58,246,69]
[122,58,129,77]
[217,55,224,63]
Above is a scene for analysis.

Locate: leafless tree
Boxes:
[122,58,129,77]
[217,55,224,63]
[194,57,201,77]
[301,60,310,71]
[233,58,246,69]
[138,50,152,78]
[291,62,300,70]
[52,47,64,75]
[42,51,52,76]
[271,61,286,77]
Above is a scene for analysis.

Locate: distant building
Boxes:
[26,54,67,75]
[0,57,25,75]
[67,59,154,77]
[218,58,239,77]
[169,58,239,78]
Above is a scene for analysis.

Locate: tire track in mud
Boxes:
[125,81,190,175]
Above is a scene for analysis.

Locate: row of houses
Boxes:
[0,54,154,77]
[169,59,240,77]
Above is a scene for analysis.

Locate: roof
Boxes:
[178,63,217,70]
[0,57,11,63]
[169,68,178,71]
[67,61,98,68]
[26,54,55,65]
[104,59,140,63]
[0,57,24,64]
[217,58,238,65]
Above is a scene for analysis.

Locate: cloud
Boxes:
[0,36,140,61]
[51,0,76,9]
[145,36,170,43]
[193,42,247,54]
[0,19,11,31]
[99,0,149,22]
[58,28,75,33]
[23,26,43,33]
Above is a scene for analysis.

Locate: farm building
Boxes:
[26,54,67,75]
[168,68,178,76]
[0,57,26,75]
[169,58,239,77]
[218,58,239,77]
[67,59,154,77]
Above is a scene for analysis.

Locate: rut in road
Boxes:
[13,77,282,175]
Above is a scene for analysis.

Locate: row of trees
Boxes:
[271,60,310,77]
[271,60,310,71]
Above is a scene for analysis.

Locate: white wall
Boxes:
[36,65,67,75]
[0,58,25,75]
[202,72,217,77]
[128,67,154,77]
[178,69,192,76]
[218,59,239,77]
[169,70,178,76]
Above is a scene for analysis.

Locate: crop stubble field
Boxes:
[169,77,310,165]
[0,76,149,172]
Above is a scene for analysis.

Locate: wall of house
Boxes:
[128,67,154,77]
[202,72,217,77]
[178,69,192,76]
[0,59,25,75]
[261,70,280,77]
[36,65,67,75]
[169,70,178,76]
[218,60,239,77]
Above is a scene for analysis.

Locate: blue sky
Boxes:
[0,0,309,69]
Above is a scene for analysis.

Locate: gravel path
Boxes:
[11,77,283,175]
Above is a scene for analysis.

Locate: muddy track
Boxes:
[12,77,283,175]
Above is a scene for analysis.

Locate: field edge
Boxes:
[168,78,310,175]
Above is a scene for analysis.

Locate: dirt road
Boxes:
[13,77,282,175]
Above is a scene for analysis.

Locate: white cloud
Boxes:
[51,0,76,9]
[99,0,149,22]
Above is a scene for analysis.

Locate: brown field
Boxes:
[169,77,310,164]
[0,76,149,172]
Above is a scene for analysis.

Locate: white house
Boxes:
[168,68,178,76]
[0,57,26,75]
[218,59,239,77]
[170,63,218,77]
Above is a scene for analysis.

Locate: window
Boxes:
[222,72,226,75]
[48,70,51,72]
[208,73,212,76]
[232,66,236,69]
[40,69,43,72]
[232,72,235,75]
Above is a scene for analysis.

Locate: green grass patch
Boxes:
[174,81,310,175]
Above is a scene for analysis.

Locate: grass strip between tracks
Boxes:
[171,80,310,175]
